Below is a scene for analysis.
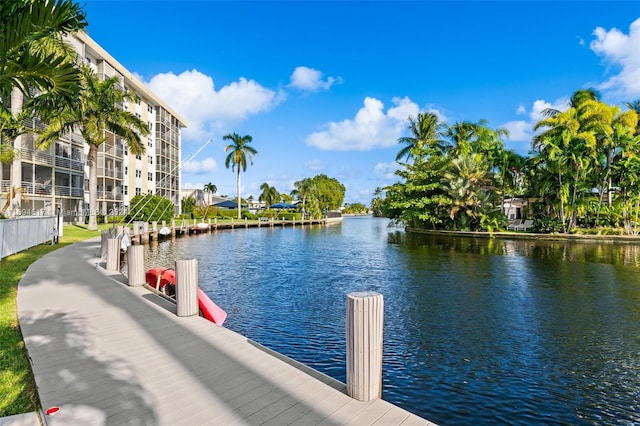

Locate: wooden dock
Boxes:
[17,238,435,425]
[120,217,330,246]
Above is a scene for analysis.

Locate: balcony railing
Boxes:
[20,148,53,166]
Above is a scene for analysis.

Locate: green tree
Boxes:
[223,132,257,219]
[127,194,173,223]
[259,182,279,208]
[370,187,384,217]
[309,174,345,213]
[442,153,496,230]
[395,112,447,162]
[37,66,149,230]
[203,182,217,205]
[292,178,315,219]
[0,0,87,105]
[182,196,196,215]
[383,144,451,228]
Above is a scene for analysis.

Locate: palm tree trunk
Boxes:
[88,144,98,230]
[236,167,242,219]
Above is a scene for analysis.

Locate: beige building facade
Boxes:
[0,32,187,222]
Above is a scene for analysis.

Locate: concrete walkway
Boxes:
[17,238,434,426]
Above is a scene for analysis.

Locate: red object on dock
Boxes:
[145,268,176,290]
[46,407,60,416]
[197,288,227,326]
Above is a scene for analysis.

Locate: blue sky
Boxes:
[82,1,640,205]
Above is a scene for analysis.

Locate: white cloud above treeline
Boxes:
[305,96,421,151]
[590,17,640,98]
[289,66,341,92]
[146,69,284,142]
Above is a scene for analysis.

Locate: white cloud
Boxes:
[146,69,284,142]
[590,17,640,98]
[289,66,341,92]
[305,96,420,151]
[306,159,324,171]
[373,162,398,180]
[502,121,532,142]
[181,157,217,174]
[501,98,569,154]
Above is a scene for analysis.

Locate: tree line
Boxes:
[372,89,640,234]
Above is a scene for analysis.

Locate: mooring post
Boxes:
[127,245,145,286]
[106,238,120,271]
[100,230,110,259]
[175,259,198,317]
[346,291,384,401]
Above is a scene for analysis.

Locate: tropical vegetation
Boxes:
[376,90,640,234]
[223,132,257,219]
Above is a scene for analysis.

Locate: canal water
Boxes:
[143,216,640,425]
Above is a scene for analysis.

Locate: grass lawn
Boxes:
[0,223,112,417]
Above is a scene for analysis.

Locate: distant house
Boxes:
[502,198,528,220]
[180,189,206,207]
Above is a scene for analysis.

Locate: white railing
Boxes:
[0,216,56,259]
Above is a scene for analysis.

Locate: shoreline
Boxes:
[406,227,640,243]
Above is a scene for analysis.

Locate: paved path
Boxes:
[17,238,435,426]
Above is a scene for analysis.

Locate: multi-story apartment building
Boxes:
[0,31,187,222]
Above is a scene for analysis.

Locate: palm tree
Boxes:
[223,132,257,219]
[36,66,149,230]
[203,182,217,205]
[396,112,446,162]
[259,182,279,208]
[291,178,315,219]
[443,153,494,229]
[0,0,87,105]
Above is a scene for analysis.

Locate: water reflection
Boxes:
[141,218,640,425]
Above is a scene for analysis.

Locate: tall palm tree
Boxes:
[223,132,257,219]
[203,182,217,205]
[0,0,87,105]
[291,178,315,219]
[36,66,149,230]
[395,112,446,162]
[259,182,279,208]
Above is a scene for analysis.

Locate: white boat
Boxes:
[158,226,171,236]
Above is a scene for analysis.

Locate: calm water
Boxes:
[142,216,640,425]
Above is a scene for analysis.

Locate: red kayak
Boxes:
[145,268,176,292]
[145,267,227,326]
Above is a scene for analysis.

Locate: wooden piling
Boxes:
[175,259,198,317]
[346,291,384,401]
[127,245,145,286]
[106,238,120,271]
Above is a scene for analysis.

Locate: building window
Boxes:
[148,189,153,194]
[147,172,152,181]
[148,138,153,148]
[135,154,141,160]
[123,185,128,195]
[148,105,153,113]
[148,156,153,164]
[124,166,128,175]
[135,187,141,195]
[135,169,141,178]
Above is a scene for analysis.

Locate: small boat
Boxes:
[158,226,171,236]
[195,222,209,231]
[144,267,227,326]
[145,267,176,295]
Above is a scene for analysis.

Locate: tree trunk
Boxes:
[10,88,22,204]
[236,167,242,219]
[88,144,98,230]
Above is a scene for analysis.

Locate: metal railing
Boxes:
[0,216,56,259]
